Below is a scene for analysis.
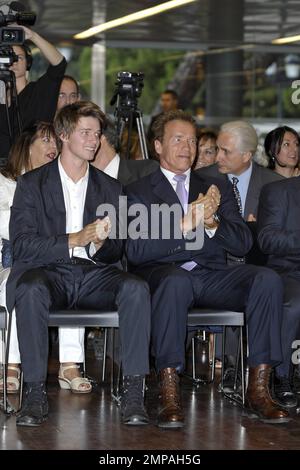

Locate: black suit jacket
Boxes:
[258,177,300,273]
[7,159,124,312]
[117,158,159,186]
[197,162,283,219]
[125,168,252,271]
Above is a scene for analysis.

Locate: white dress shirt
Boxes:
[58,157,90,259]
[103,154,120,179]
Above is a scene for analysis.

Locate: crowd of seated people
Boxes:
[1,29,300,431]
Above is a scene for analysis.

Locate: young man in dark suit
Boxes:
[8,101,151,427]
[125,110,289,427]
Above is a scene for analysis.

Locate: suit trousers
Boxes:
[1,265,85,364]
[136,263,284,372]
[15,263,151,382]
[275,272,300,378]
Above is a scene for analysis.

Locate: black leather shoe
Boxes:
[293,364,300,394]
[219,367,242,394]
[273,375,298,409]
[121,375,149,425]
[16,382,48,427]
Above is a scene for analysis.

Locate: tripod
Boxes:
[114,103,149,160]
[0,65,22,149]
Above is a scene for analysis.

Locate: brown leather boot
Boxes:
[245,364,290,423]
[157,367,184,428]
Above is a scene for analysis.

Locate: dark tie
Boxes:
[228,177,245,264]
[231,177,243,215]
[173,174,188,214]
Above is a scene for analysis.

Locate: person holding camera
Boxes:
[0,25,66,158]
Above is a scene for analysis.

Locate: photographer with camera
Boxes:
[0,24,66,158]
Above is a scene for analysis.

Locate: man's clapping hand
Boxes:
[69,216,111,249]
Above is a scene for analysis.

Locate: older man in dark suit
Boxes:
[125,110,289,427]
[8,101,151,427]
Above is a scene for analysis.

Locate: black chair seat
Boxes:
[187,308,243,327]
[48,310,119,328]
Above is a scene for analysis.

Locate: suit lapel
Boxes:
[244,163,257,219]
[151,168,179,206]
[188,171,210,203]
[118,159,132,186]
[45,160,66,232]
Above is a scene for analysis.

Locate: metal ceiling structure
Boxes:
[18,0,300,51]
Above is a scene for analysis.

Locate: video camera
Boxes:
[110,71,144,111]
[0,2,36,68]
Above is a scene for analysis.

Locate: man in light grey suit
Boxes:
[92,118,158,185]
[197,121,283,221]
[197,120,284,388]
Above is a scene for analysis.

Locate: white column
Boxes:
[91,0,106,110]
[91,42,106,111]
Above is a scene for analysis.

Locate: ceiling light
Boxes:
[272,35,300,45]
[74,0,197,40]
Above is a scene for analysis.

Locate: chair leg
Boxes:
[101,328,108,382]
[1,310,18,414]
[221,326,245,407]
[18,371,23,412]
[220,327,226,390]
[82,353,86,378]
[233,329,241,392]
[110,328,121,404]
[210,333,216,382]
[1,327,7,413]
[239,326,245,405]
[110,328,115,398]
[191,336,196,381]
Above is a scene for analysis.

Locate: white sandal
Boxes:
[0,365,21,394]
[58,364,92,394]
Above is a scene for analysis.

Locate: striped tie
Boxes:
[232,177,243,215]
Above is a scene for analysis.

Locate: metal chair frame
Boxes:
[1,306,245,414]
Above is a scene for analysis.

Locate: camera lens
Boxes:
[3,30,16,41]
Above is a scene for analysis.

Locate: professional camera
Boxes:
[0,44,17,68]
[0,2,36,71]
[0,1,36,27]
[0,2,36,45]
[110,71,144,110]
